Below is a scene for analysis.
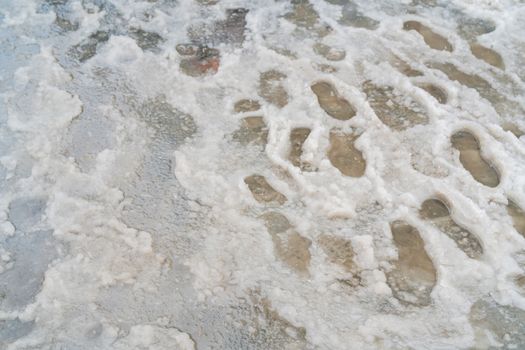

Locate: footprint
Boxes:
[457,17,496,40]
[249,293,307,348]
[176,43,200,56]
[313,43,346,61]
[403,20,453,52]
[451,131,499,188]
[212,8,249,46]
[469,299,525,349]
[470,43,505,70]
[318,234,355,272]
[386,220,436,306]
[177,44,220,77]
[261,212,312,275]
[362,81,428,130]
[284,0,331,37]
[258,70,289,108]
[232,117,268,146]
[417,83,447,104]
[428,62,501,104]
[313,63,338,73]
[419,198,483,259]
[507,200,525,237]
[70,30,110,62]
[327,130,366,177]
[269,46,298,59]
[245,175,287,205]
[196,0,218,4]
[516,275,525,291]
[311,81,356,121]
[288,128,312,171]
[129,27,164,51]
[502,123,524,138]
[140,98,197,144]
[338,2,379,30]
[234,99,261,113]
[392,57,423,77]
[55,15,79,32]
[188,8,248,46]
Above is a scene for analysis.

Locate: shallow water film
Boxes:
[1,0,525,349]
